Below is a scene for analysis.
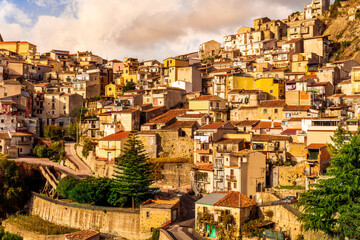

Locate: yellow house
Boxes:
[122,66,138,83]
[255,78,285,99]
[228,74,255,90]
[258,100,286,120]
[351,66,360,94]
[163,58,189,68]
[95,131,131,161]
[0,41,37,56]
[189,95,227,122]
[105,84,122,98]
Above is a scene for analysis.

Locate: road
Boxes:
[167,194,204,240]
[13,142,92,178]
[64,142,92,176]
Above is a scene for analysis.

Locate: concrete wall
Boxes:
[29,193,150,239]
[2,221,65,240]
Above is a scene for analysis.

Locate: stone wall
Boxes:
[157,131,194,158]
[259,204,302,240]
[2,221,65,240]
[275,162,306,187]
[152,163,193,188]
[29,193,151,240]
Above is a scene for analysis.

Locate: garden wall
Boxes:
[29,193,151,239]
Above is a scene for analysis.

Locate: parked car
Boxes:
[272,196,297,205]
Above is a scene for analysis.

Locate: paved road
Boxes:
[167,194,204,240]
[64,142,92,176]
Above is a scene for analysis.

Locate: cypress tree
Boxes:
[297,133,360,239]
[111,132,153,209]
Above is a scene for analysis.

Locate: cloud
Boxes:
[3,0,314,60]
[0,0,31,25]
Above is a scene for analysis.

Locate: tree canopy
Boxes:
[111,132,153,208]
[297,133,360,239]
[122,81,136,94]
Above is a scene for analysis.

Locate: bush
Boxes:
[1,233,23,240]
[150,228,160,240]
[341,41,351,48]
[356,12,360,20]
[82,139,96,158]
[44,125,65,141]
[33,145,53,158]
[57,176,78,199]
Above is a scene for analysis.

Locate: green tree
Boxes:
[1,232,23,240]
[57,176,78,199]
[44,125,65,141]
[327,125,350,156]
[111,132,153,208]
[122,81,136,94]
[297,133,360,239]
[67,122,78,140]
[77,107,88,120]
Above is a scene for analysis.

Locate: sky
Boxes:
[0,0,333,61]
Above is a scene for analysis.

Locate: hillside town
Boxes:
[1,0,360,240]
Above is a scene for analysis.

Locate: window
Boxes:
[274,109,278,113]
[0,119,3,123]
[286,113,292,118]
[234,182,237,188]
[270,90,273,93]
[263,109,267,114]
[146,211,150,218]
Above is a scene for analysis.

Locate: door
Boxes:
[228,182,231,191]
[107,152,111,161]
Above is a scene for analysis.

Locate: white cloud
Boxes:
[4,0,311,60]
[0,0,31,25]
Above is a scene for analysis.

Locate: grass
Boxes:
[6,215,78,235]
[276,185,305,190]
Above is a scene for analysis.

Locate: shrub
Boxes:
[341,41,351,48]
[1,232,23,240]
[356,12,360,20]
[82,138,96,158]
[150,228,160,240]
[44,125,65,141]
[57,176,78,199]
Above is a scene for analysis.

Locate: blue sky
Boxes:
[0,0,333,60]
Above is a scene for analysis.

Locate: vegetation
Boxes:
[0,226,22,240]
[67,122,77,140]
[0,156,44,216]
[44,125,65,141]
[57,176,113,206]
[326,125,351,156]
[81,138,97,158]
[297,133,360,239]
[149,228,160,240]
[122,81,136,93]
[77,107,88,120]
[341,40,351,48]
[33,141,65,162]
[275,185,305,190]
[6,215,78,235]
[240,219,270,238]
[356,11,360,20]
[112,132,154,208]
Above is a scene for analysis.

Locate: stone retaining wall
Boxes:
[29,193,151,239]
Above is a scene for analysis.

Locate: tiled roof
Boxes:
[306,143,327,149]
[300,74,318,80]
[191,95,223,101]
[65,229,99,240]
[252,121,282,130]
[177,113,207,119]
[213,191,257,208]
[288,117,312,121]
[284,38,303,44]
[231,149,256,157]
[228,89,262,94]
[193,163,214,171]
[308,82,328,87]
[150,109,187,124]
[265,68,289,72]
[283,105,312,111]
[259,100,286,108]
[252,134,291,142]
[0,133,10,139]
[199,122,227,130]
[99,131,131,141]
[338,79,351,84]
[163,121,197,130]
[281,128,301,135]
[343,95,360,98]
[328,94,345,98]
[216,138,244,144]
[231,120,259,126]
[210,67,238,74]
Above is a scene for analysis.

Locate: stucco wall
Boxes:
[29,193,150,239]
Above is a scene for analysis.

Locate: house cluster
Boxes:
[0,0,357,238]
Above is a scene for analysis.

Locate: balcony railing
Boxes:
[214,175,224,180]
[210,106,227,111]
[214,163,224,169]
[195,149,212,154]
[226,175,237,182]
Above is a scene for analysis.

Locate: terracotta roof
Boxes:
[252,134,291,142]
[231,149,257,157]
[343,95,360,98]
[252,121,282,130]
[177,113,207,119]
[150,109,187,124]
[283,105,312,111]
[193,163,214,171]
[338,79,351,84]
[0,132,10,139]
[199,122,227,130]
[281,128,301,135]
[259,100,286,108]
[301,74,318,80]
[306,143,327,149]
[65,229,99,240]
[308,82,328,87]
[99,131,131,141]
[210,67,238,74]
[163,121,197,130]
[10,132,34,137]
[216,138,244,144]
[329,94,345,98]
[213,191,257,208]
[228,89,262,94]
[284,38,303,44]
[265,68,289,72]
[288,117,312,121]
[34,83,50,86]
[117,108,138,113]
[191,95,223,101]
[231,120,259,126]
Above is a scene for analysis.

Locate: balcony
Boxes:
[194,135,211,143]
[226,175,237,182]
[304,169,319,178]
[214,175,224,181]
[195,149,212,154]
[217,148,232,153]
[195,178,210,184]
[209,106,227,111]
[214,163,224,169]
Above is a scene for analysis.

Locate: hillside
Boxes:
[322,0,360,62]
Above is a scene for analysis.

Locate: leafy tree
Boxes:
[77,107,88,120]
[67,122,78,140]
[82,138,97,158]
[327,125,350,156]
[44,125,65,141]
[57,176,78,199]
[111,132,153,208]
[122,81,136,94]
[1,232,23,240]
[297,133,360,239]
